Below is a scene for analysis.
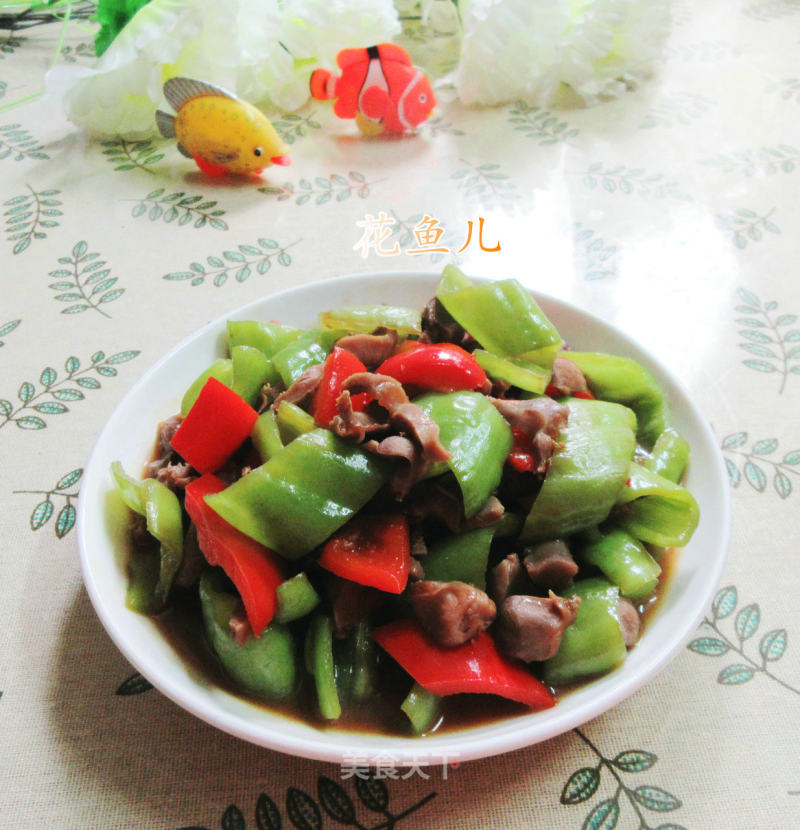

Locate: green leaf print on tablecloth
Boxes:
[721,432,799,497]
[272,112,322,145]
[715,209,780,249]
[507,101,580,144]
[640,92,714,129]
[689,586,799,695]
[419,117,464,137]
[562,729,687,830]
[0,318,20,346]
[0,349,140,430]
[132,189,228,230]
[743,2,800,22]
[0,123,48,161]
[102,138,165,173]
[259,172,379,205]
[776,78,800,103]
[57,42,95,63]
[663,40,740,62]
[163,238,300,287]
[735,287,798,391]
[574,223,618,281]
[0,33,23,58]
[49,241,125,316]
[4,186,62,254]
[116,672,154,695]
[582,164,691,200]
[177,775,436,830]
[700,144,799,176]
[451,159,519,211]
[14,468,82,538]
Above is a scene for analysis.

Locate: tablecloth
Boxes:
[1,2,799,828]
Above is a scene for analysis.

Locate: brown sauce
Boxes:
[151,546,680,737]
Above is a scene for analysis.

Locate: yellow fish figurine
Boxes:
[156,77,290,177]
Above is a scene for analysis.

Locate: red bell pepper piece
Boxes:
[171,377,258,474]
[312,346,370,427]
[507,427,538,473]
[372,619,555,710]
[545,381,595,400]
[184,474,284,636]
[376,343,487,392]
[318,512,410,594]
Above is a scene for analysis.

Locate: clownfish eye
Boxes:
[419,94,427,103]
[253,147,263,157]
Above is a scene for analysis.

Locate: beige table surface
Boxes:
[1,2,799,828]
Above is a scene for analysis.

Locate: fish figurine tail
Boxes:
[310,68,334,101]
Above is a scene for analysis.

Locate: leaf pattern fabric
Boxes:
[1,2,799,829]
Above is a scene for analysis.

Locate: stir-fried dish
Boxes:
[111,266,699,734]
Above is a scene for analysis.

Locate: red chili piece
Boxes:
[312,347,370,427]
[507,427,538,473]
[376,343,487,392]
[184,474,284,636]
[170,376,258,474]
[318,512,410,594]
[545,382,595,400]
[371,618,555,710]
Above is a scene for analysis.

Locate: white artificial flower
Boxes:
[48,0,400,138]
[450,0,670,107]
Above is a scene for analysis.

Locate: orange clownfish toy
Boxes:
[310,43,436,136]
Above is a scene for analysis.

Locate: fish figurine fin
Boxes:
[163,77,238,112]
[176,142,193,159]
[376,43,413,67]
[360,85,390,121]
[155,109,176,138]
[194,155,229,178]
[310,68,333,100]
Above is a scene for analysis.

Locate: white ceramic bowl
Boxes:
[78,272,730,765]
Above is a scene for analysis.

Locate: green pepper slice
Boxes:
[199,571,297,700]
[250,410,284,462]
[578,527,661,600]
[275,400,316,443]
[520,399,636,543]
[543,577,626,685]
[436,273,562,367]
[231,345,272,406]
[565,352,671,449]
[111,462,184,611]
[226,320,303,357]
[415,391,513,518]
[204,428,390,559]
[646,426,690,483]
[421,526,495,591]
[401,682,442,735]
[305,614,341,719]
[473,349,550,395]
[180,358,233,416]
[319,305,421,337]
[274,572,320,624]
[614,462,700,548]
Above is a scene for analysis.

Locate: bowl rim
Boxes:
[77,270,731,765]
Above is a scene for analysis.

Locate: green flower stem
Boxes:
[699,617,800,695]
